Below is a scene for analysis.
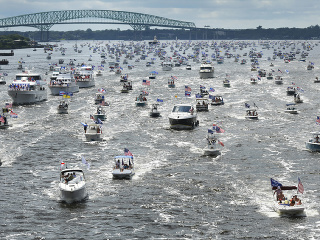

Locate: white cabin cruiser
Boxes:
[168,104,199,130]
[59,169,88,203]
[49,71,79,96]
[8,68,47,105]
[112,156,135,179]
[199,61,214,79]
[74,65,95,88]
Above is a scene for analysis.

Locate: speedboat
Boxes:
[112,155,135,179]
[135,94,147,107]
[84,123,103,141]
[186,64,191,70]
[196,98,209,112]
[57,100,68,114]
[121,81,132,93]
[314,77,320,83]
[294,93,303,103]
[8,68,47,105]
[274,75,283,85]
[149,103,161,117]
[267,72,274,80]
[245,109,258,120]
[211,96,224,106]
[223,79,231,87]
[250,77,258,84]
[0,76,6,85]
[48,71,79,96]
[199,61,214,79]
[286,86,296,95]
[284,103,298,114]
[0,114,10,129]
[168,104,199,130]
[59,168,88,203]
[74,65,95,88]
[93,106,106,121]
[162,61,173,71]
[270,178,305,216]
[203,131,222,157]
[120,74,128,82]
[305,132,320,152]
[168,77,176,88]
[94,92,107,105]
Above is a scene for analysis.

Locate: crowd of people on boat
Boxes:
[247,110,258,116]
[8,83,33,91]
[114,159,133,170]
[274,186,302,206]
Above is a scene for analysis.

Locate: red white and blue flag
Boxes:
[316,116,320,125]
[185,85,191,91]
[0,115,4,123]
[124,148,133,156]
[298,178,304,194]
[213,124,225,133]
[142,79,150,85]
[10,111,18,118]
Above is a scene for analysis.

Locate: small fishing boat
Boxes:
[223,79,231,87]
[203,130,223,157]
[0,76,6,85]
[305,132,320,152]
[286,86,296,95]
[168,77,176,88]
[112,155,135,179]
[59,168,88,203]
[121,81,132,93]
[135,94,147,107]
[274,75,283,85]
[57,100,68,114]
[284,103,298,114]
[294,93,303,103]
[314,77,320,83]
[245,108,258,120]
[93,106,106,121]
[149,103,161,117]
[250,77,258,84]
[210,96,224,106]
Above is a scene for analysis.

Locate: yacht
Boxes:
[8,68,47,105]
[74,65,95,88]
[48,71,79,96]
[168,104,199,130]
[199,61,214,79]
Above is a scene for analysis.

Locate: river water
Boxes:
[0,40,320,239]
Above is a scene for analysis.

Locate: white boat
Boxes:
[305,132,320,152]
[168,104,199,130]
[112,156,135,179]
[8,68,47,105]
[294,93,303,103]
[74,65,95,88]
[274,75,283,85]
[57,100,68,114]
[203,132,222,157]
[186,64,191,70]
[93,106,106,121]
[267,72,274,80]
[196,98,209,112]
[284,103,298,114]
[199,61,214,79]
[211,96,224,106]
[286,86,296,95]
[245,109,258,120]
[271,179,305,216]
[120,74,128,82]
[49,71,79,96]
[250,77,258,84]
[223,79,231,87]
[94,92,107,105]
[84,123,103,141]
[162,61,173,71]
[121,81,132,93]
[59,169,88,203]
[0,76,6,85]
[149,103,161,117]
[314,77,320,83]
[168,77,175,88]
[135,94,147,107]
[148,72,157,79]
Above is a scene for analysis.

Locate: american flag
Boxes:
[317,116,320,125]
[142,79,150,86]
[0,115,4,123]
[298,177,304,194]
[5,103,12,109]
[124,148,133,156]
[185,85,191,91]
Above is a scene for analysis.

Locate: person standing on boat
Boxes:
[84,123,87,133]
[274,186,283,200]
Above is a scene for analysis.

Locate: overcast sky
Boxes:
[0,0,319,31]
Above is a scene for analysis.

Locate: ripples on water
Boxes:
[0,40,320,239]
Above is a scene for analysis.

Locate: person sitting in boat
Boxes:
[274,186,283,201]
[315,135,319,143]
[116,160,120,169]
[290,199,295,206]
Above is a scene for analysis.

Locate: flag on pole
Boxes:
[298,178,304,194]
[270,178,283,188]
[60,161,66,171]
[81,155,90,170]
[317,116,320,125]
[124,148,133,156]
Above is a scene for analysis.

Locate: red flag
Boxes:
[218,140,224,147]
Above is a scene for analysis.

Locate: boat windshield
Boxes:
[172,105,191,112]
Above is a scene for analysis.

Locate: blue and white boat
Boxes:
[305,132,320,152]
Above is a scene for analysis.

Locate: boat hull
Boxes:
[168,115,198,130]
[199,71,214,79]
[8,90,47,105]
[85,133,102,141]
[59,184,87,203]
[49,85,79,96]
[305,141,320,152]
[76,80,95,88]
[57,107,68,114]
[112,169,135,179]
[203,148,221,157]
[93,114,106,121]
[273,203,305,216]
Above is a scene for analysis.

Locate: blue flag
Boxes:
[157,98,163,102]
[270,178,282,187]
[245,103,250,108]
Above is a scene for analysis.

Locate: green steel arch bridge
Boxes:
[0,10,197,41]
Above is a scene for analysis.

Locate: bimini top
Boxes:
[114,156,133,159]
